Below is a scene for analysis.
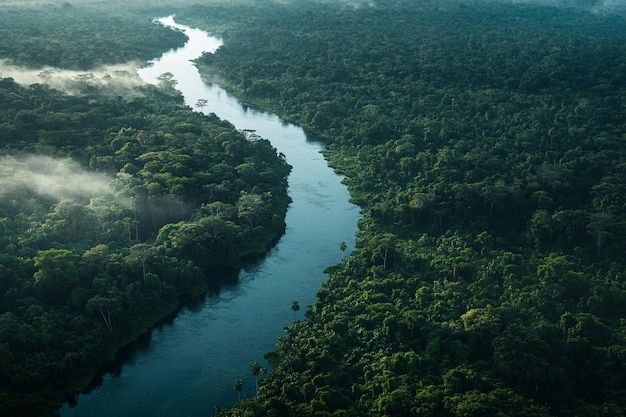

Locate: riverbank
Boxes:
[178,3,626,416]
[2,294,180,417]
[57,17,359,417]
[0,43,292,417]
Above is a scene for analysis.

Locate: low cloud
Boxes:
[0,155,120,203]
[0,60,146,96]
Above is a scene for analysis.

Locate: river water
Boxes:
[59,16,359,417]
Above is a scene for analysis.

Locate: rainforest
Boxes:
[0,3,293,415]
[1,0,626,416]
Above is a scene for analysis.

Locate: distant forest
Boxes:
[0,4,290,416]
[177,0,626,416]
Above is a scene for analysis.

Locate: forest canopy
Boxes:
[1,0,626,416]
[0,5,291,416]
[173,0,626,416]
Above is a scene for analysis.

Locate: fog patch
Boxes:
[0,155,121,203]
[0,60,146,96]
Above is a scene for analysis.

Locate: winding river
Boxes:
[59,16,359,417]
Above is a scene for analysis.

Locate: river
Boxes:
[59,15,359,417]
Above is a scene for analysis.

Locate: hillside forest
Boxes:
[176,1,626,416]
[0,4,291,416]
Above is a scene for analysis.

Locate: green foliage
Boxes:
[182,1,626,417]
[0,27,290,413]
[0,4,186,70]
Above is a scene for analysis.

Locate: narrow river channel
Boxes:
[59,15,359,417]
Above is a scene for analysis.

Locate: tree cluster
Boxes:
[0,4,186,71]
[0,77,290,416]
[177,1,626,416]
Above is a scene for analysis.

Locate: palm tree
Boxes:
[339,241,347,252]
[250,361,262,394]
[233,378,243,401]
[291,300,300,320]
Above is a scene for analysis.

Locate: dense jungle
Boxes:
[0,3,291,415]
[178,0,626,416]
[0,0,625,416]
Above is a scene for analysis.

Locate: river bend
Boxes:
[59,15,359,417]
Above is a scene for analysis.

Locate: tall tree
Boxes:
[249,361,262,394]
[291,300,300,321]
[233,378,243,401]
[86,295,119,330]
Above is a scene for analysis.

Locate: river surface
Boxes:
[59,15,359,417]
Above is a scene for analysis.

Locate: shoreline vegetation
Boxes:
[0,5,291,416]
[180,1,626,416]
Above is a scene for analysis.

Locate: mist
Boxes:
[0,155,120,204]
[0,60,148,96]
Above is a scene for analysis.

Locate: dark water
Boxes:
[59,16,359,417]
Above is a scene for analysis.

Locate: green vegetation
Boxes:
[2,0,626,416]
[174,1,626,416]
[0,3,186,70]
[0,5,290,416]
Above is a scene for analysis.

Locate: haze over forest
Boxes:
[1,0,626,416]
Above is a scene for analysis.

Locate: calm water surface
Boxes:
[59,16,359,417]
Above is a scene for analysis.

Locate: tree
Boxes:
[234,378,243,401]
[237,192,265,227]
[370,233,397,270]
[339,241,347,252]
[156,72,178,92]
[33,249,80,306]
[291,300,300,321]
[587,212,614,258]
[86,295,119,330]
[195,98,209,111]
[42,199,97,242]
[402,309,423,339]
[375,388,414,417]
[126,243,156,284]
[250,361,262,394]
